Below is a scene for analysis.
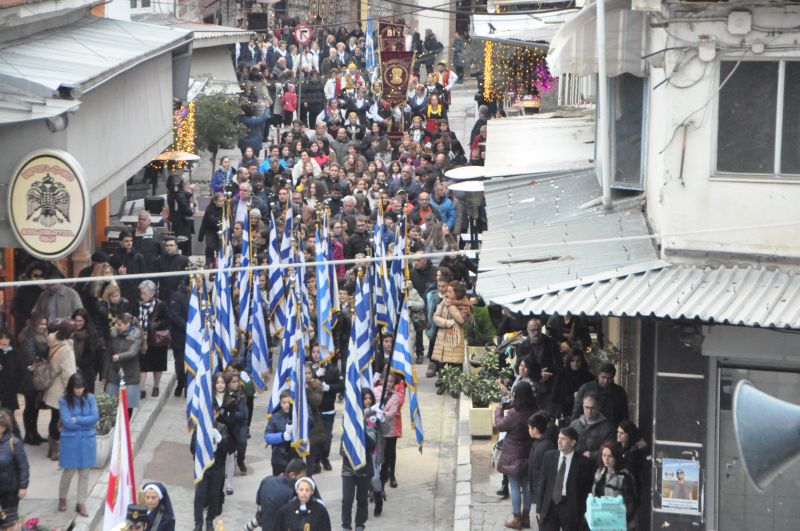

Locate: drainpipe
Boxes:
[597,0,612,209]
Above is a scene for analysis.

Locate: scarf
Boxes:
[139,299,155,331]
[428,103,442,117]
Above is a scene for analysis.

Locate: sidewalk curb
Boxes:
[454,392,472,531]
[72,370,178,531]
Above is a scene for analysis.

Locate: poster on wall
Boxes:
[661,458,701,513]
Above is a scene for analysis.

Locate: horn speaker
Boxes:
[733,379,800,491]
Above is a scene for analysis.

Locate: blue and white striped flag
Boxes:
[290,298,310,457]
[391,299,424,450]
[267,272,297,416]
[185,278,203,425]
[315,228,335,364]
[295,243,312,349]
[267,213,286,337]
[342,302,366,470]
[365,17,376,71]
[213,205,234,368]
[355,275,373,388]
[250,273,271,390]
[237,210,252,331]
[192,328,217,482]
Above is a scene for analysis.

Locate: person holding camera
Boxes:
[494,381,538,529]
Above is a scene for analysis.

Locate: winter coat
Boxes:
[431,299,471,365]
[58,394,99,469]
[18,333,48,395]
[257,475,296,530]
[307,380,326,446]
[319,364,344,414]
[528,427,557,499]
[228,392,249,446]
[375,383,404,438]
[106,326,143,386]
[264,409,300,469]
[32,286,83,323]
[275,497,331,531]
[621,439,648,489]
[72,329,105,381]
[430,194,456,230]
[0,348,21,410]
[44,334,76,409]
[593,468,638,525]
[494,406,535,477]
[570,414,616,462]
[0,432,29,493]
[572,380,630,426]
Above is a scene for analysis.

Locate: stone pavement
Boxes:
[127,367,457,530]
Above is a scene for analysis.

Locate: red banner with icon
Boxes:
[380,51,414,105]
[379,19,405,52]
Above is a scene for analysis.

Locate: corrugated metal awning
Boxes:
[472,10,577,45]
[0,15,191,96]
[477,168,659,303]
[501,264,800,329]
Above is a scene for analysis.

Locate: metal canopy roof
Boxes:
[477,168,659,303]
[0,15,191,96]
[501,264,800,329]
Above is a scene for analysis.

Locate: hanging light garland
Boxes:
[482,40,553,103]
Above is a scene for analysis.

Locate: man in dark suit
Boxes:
[536,427,594,531]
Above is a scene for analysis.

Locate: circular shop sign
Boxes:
[8,149,90,260]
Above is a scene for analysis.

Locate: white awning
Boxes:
[472,10,578,45]
[482,113,595,177]
[547,0,648,77]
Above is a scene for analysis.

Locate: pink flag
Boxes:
[103,388,136,531]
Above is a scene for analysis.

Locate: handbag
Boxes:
[151,329,172,347]
[31,359,56,391]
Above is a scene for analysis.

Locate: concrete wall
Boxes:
[644,5,800,262]
[0,54,174,249]
[412,0,451,61]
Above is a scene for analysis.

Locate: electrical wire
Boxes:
[6,218,800,290]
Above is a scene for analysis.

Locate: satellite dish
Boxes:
[445,165,487,181]
[448,180,484,192]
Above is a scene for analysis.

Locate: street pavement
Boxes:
[132,369,457,530]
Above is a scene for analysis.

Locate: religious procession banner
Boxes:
[380,51,414,104]
[379,18,405,52]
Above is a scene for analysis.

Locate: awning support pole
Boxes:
[597,0,612,209]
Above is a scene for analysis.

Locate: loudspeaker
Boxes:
[733,380,800,491]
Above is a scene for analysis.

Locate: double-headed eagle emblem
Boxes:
[26,174,70,227]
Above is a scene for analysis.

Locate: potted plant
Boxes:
[464,296,497,373]
[440,347,513,437]
[94,391,118,469]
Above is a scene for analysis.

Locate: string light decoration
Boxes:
[174,100,197,161]
[482,40,553,103]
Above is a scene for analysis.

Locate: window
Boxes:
[609,74,646,190]
[717,60,800,176]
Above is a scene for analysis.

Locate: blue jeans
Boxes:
[509,472,531,514]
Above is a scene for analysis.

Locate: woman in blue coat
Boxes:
[57,372,98,517]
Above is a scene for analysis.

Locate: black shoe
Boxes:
[311,463,322,475]
[193,525,202,531]
[374,505,382,517]
[206,520,214,531]
[390,477,398,488]
[23,434,41,446]
[174,384,184,397]
[496,486,509,499]
[415,355,424,364]
[435,384,445,395]
[33,433,47,444]
[322,458,332,471]
[151,387,160,398]
[140,390,146,399]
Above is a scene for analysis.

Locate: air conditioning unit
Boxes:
[632,0,661,12]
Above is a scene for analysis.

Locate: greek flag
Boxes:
[237,209,252,331]
[267,272,297,416]
[342,301,366,470]
[391,299,425,450]
[315,227,335,364]
[355,275,373,387]
[267,213,286,337]
[192,329,217,482]
[295,243,312,349]
[365,18,376,71]
[290,301,310,457]
[250,272,271,389]
[213,206,234,368]
[185,278,203,425]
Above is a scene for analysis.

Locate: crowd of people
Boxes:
[0,16,642,531]
[492,316,647,530]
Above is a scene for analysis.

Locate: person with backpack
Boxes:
[43,319,77,462]
[17,312,49,445]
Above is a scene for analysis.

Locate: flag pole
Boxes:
[379,289,406,408]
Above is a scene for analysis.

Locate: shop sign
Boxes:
[8,150,90,260]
